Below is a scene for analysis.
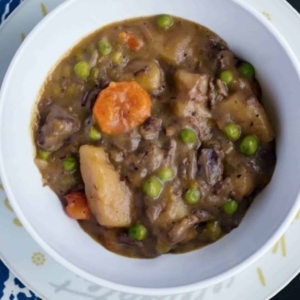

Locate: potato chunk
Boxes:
[155,185,189,226]
[153,33,193,65]
[172,97,212,119]
[174,69,209,98]
[212,92,275,143]
[228,165,256,201]
[121,60,162,93]
[80,145,132,227]
[134,61,162,92]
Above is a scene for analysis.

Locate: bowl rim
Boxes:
[1,0,300,296]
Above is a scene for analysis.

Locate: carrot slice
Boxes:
[93,81,151,135]
[119,31,143,51]
[65,192,91,220]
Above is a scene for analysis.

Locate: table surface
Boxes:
[260,2,300,298]
[0,0,299,299]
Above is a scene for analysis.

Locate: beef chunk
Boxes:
[111,129,141,153]
[217,50,235,70]
[37,105,80,152]
[168,215,199,244]
[199,148,224,186]
[139,117,162,140]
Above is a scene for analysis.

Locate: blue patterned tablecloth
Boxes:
[0,261,39,300]
[0,2,40,300]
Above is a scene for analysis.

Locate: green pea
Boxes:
[223,200,238,215]
[180,128,197,145]
[74,61,90,79]
[157,14,174,29]
[89,126,102,141]
[158,167,173,182]
[98,39,112,56]
[205,221,222,241]
[224,122,241,141]
[38,150,50,161]
[63,157,77,172]
[143,176,163,199]
[220,70,233,85]
[184,188,201,204]
[240,62,255,79]
[129,224,147,241]
[240,135,259,156]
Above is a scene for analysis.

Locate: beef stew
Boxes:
[33,15,276,258]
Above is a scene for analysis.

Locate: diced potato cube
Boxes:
[229,165,255,201]
[135,61,162,92]
[80,145,132,227]
[212,92,275,143]
[174,69,209,98]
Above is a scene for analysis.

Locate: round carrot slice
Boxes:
[93,81,151,135]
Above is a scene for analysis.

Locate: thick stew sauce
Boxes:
[33,15,276,258]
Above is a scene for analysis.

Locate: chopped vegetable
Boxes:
[98,39,112,56]
[229,166,255,201]
[38,150,50,161]
[184,188,200,204]
[134,61,162,93]
[119,31,143,51]
[212,92,275,143]
[143,176,163,199]
[129,224,147,241]
[223,200,238,215]
[224,122,241,141]
[93,81,151,135]
[88,126,102,141]
[240,62,255,79]
[65,192,91,220]
[205,221,222,241]
[157,14,174,29]
[153,32,192,65]
[80,145,133,227]
[74,61,90,79]
[180,128,197,145]
[111,51,124,65]
[240,135,259,156]
[63,157,77,172]
[156,240,171,254]
[220,70,233,85]
[174,69,210,100]
[158,167,174,182]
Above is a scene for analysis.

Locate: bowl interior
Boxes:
[1,0,300,295]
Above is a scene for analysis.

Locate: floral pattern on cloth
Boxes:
[0,261,40,300]
[1,2,40,300]
[0,0,25,24]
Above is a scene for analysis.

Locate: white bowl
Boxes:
[1,0,300,296]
